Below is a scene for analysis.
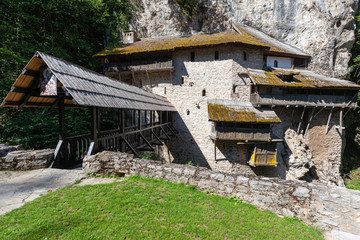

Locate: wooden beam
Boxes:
[304,107,316,136]
[2,101,75,107]
[120,109,125,152]
[22,69,38,77]
[297,107,306,134]
[122,137,138,157]
[151,130,164,145]
[139,133,154,151]
[159,126,170,140]
[325,108,333,134]
[90,107,98,154]
[59,98,66,140]
[18,77,40,108]
[339,108,344,136]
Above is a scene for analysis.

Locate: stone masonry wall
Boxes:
[0,149,54,170]
[83,151,360,235]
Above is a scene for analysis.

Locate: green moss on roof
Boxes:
[250,69,360,89]
[94,31,270,57]
[208,104,281,123]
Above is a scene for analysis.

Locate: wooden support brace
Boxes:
[325,108,333,134]
[122,137,138,157]
[166,125,176,136]
[304,107,316,136]
[159,126,170,140]
[22,69,38,77]
[297,107,306,134]
[151,130,164,145]
[139,133,154,151]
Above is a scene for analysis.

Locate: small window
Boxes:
[215,51,219,60]
[274,60,278,68]
[164,87,166,95]
[186,109,190,115]
[202,89,206,96]
[181,76,184,84]
[243,51,247,61]
[191,52,195,62]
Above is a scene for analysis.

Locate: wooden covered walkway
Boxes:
[1,52,177,167]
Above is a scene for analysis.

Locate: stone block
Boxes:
[293,186,310,198]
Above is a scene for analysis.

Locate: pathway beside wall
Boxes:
[83,151,360,237]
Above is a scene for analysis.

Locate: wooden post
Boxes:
[120,109,125,152]
[138,110,142,146]
[90,107,98,154]
[59,98,66,141]
[340,108,344,136]
[150,111,154,141]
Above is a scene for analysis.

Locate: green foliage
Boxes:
[0,0,132,149]
[0,177,323,239]
[186,161,194,166]
[173,0,203,19]
[343,7,360,174]
[345,169,360,190]
[139,153,158,160]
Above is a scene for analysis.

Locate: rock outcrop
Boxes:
[130,0,358,78]
[284,129,313,180]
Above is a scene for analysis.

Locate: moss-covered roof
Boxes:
[94,31,270,57]
[248,69,360,89]
[208,99,281,123]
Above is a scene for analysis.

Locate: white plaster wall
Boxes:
[266,56,293,68]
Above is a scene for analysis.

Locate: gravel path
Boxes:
[0,168,83,215]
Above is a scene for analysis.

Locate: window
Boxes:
[274,60,278,68]
[215,51,219,60]
[243,51,247,61]
[202,89,206,96]
[181,76,184,85]
[191,52,195,62]
[186,109,190,115]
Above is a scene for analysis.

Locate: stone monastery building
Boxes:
[94,24,360,186]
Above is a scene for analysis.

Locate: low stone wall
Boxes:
[0,149,54,170]
[0,144,22,158]
[83,151,360,235]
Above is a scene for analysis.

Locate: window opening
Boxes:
[274,60,278,68]
[191,52,195,62]
[215,51,219,60]
[243,51,247,61]
[202,89,206,96]
[186,109,190,115]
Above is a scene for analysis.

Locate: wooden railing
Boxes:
[213,127,270,141]
[104,60,174,73]
[250,93,357,107]
[53,122,175,167]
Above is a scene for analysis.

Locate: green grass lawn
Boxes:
[0,176,323,240]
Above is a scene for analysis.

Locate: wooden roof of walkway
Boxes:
[1,52,176,111]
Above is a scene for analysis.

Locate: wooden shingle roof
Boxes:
[1,52,176,111]
[208,99,281,124]
[94,31,270,57]
[248,68,360,89]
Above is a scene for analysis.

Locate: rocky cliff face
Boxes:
[131,0,358,78]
